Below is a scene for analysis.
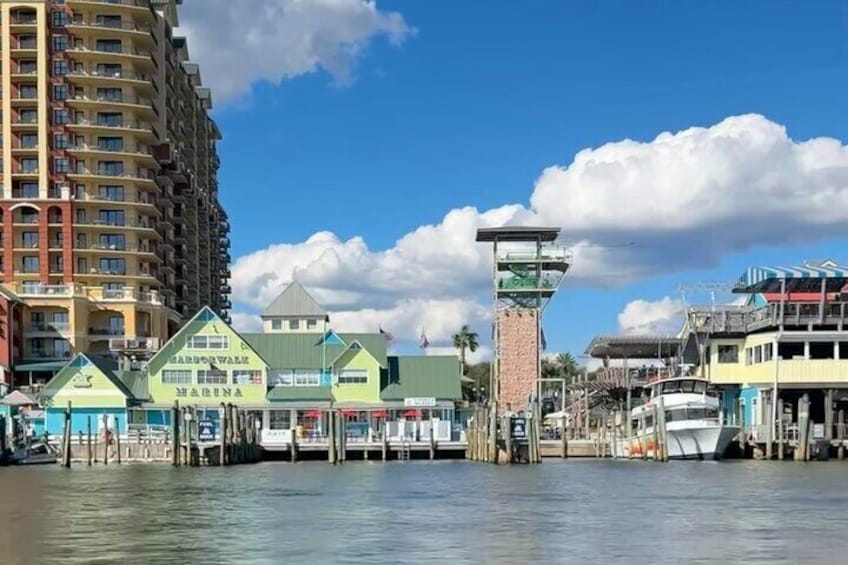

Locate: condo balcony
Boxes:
[65,44,156,70]
[10,12,38,30]
[66,17,156,47]
[67,143,158,166]
[66,68,157,96]
[67,118,158,142]
[66,93,157,119]
[67,0,156,23]
[72,217,161,237]
[67,166,157,187]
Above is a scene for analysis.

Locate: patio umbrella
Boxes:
[371,410,388,418]
[341,409,357,417]
[402,409,421,418]
[304,410,322,418]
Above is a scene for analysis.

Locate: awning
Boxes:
[371,410,388,418]
[734,260,848,294]
[14,361,68,372]
[402,409,422,418]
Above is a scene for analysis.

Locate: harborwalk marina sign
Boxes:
[168,355,251,365]
[174,386,244,399]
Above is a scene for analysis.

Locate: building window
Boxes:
[52,84,68,100]
[97,137,124,152]
[97,112,123,127]
[753,346,762,364]
[97,88,123,102]
[289,319,300,330]
[232,370,263,385]
[53,133,69,149]
[20,85,38,99]
[52,11,68,27]
[269,410,291,430]
[197,369,228,385]
[162,370,192,385]
[20,133,38,149]
[269,369,293,386]
[306,319,318,330]
[338,369,368,384]
[53,157,70,174]
[717,345,738,364]
[96,63,123,77]
[98,258,126,275]
[96,15,123,29]
[52,35,68,52]
[22,232,38,248]
[98,185,124,201]
[98,161,124,176]
[186,335,229,350]
[22,256,39,273]
[53,108,69,125]
[99,234,125,250]
[19,110,38,124]
[96,39,123,53]
[19,182,38,198]
[20,158,39,173]
[271,319,282,330]
[98,210,125,225]
[52,60,68,76]
[293,370,321,386]
[763,343,773,362]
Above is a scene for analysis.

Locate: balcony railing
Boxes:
[71,118,155,131]
[28,322,71,332]
[69,18,152,33]
[28,351,73,360]
[67,69,154,83]
[67,45,152,58]
[69,93,154,106]
[89,327,125,336]
[70,143,154,156]
[73,217,156,229]
[690,301,848,335]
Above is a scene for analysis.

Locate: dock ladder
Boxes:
[400,439,411,461]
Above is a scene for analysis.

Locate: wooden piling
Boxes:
[638,409,647,460]
[561,413,568,459]
[428,421,435,460]
[115,418,122,464]
[86,416,93,466]
[825,389,834,443]
[328,410,337,464]
[62,402,72,468]
[777,398,784,460]
[382,421,388,462]
[504,416,513,463]
[797,394,810,462]
[219,403,227,466]
[100,413,109,465]
[765,394,773,460]
[838,409,845,461]
[171,401,179,467]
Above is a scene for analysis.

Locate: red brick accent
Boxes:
[497,309,540,413]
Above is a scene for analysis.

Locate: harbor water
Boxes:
[2,460,847,564]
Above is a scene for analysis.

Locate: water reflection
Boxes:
[1,461,847,564]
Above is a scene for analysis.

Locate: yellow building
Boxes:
[0,0,229,382]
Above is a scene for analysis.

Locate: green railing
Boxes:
[498,276,557,290]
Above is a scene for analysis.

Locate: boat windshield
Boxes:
[657,379,707,395]
[665,407,719,422]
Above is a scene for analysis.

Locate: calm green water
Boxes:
[1,460,847,564]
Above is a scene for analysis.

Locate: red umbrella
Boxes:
[304,410,322,418]
[341,409,357,417]
[371,410,388,418]
[402,409,421,418]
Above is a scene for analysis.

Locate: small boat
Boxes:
[612,376,741,460]
[9,442,59,465]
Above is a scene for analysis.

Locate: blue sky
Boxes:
[185,0,848,362]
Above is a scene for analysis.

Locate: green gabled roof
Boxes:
[243,333,387,369]
[117,371,149,401]
[266,386,334,402]
[381,356,462,401]
[42,354,137,401]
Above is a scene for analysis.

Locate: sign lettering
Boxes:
[71,374,93,388]
[168,355,250,365]
[198,420,216,442]
[404,397,436,408]
[175,387,244,399]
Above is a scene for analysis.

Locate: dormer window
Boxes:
[307,319,317,330]
[271,319,282,330]
[289,319,300,330]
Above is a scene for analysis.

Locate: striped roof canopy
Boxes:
[734,260,848,294]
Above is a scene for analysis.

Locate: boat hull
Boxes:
[614,424,741,460]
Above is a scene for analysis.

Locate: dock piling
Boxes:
[62,401,72,468]
[87,416,92,466]
[838,410,845,461]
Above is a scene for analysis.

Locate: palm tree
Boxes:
[556,352,578,381]
[452,325,479,376]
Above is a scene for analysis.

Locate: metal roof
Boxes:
[585,335,681,359]
[476,226,561,242]
[242,332,388,369]
[261,281,328,318]
[380,356,462,401]
[734,260,848,293]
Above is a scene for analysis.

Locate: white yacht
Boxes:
[612,376,741,460]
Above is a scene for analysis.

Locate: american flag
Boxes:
[379,326,393,342]
[420,329,430,349]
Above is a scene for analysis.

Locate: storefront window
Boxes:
[161,370,192,385]
[232,370,262,385]
[269,410,291,430]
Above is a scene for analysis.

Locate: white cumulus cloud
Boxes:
[229,114,848,346]
[617,297,684,336]
[179,0,414,103]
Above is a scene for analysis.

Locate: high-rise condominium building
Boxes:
[0,0,230,385]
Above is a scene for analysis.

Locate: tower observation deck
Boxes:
[475,227,570,412]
